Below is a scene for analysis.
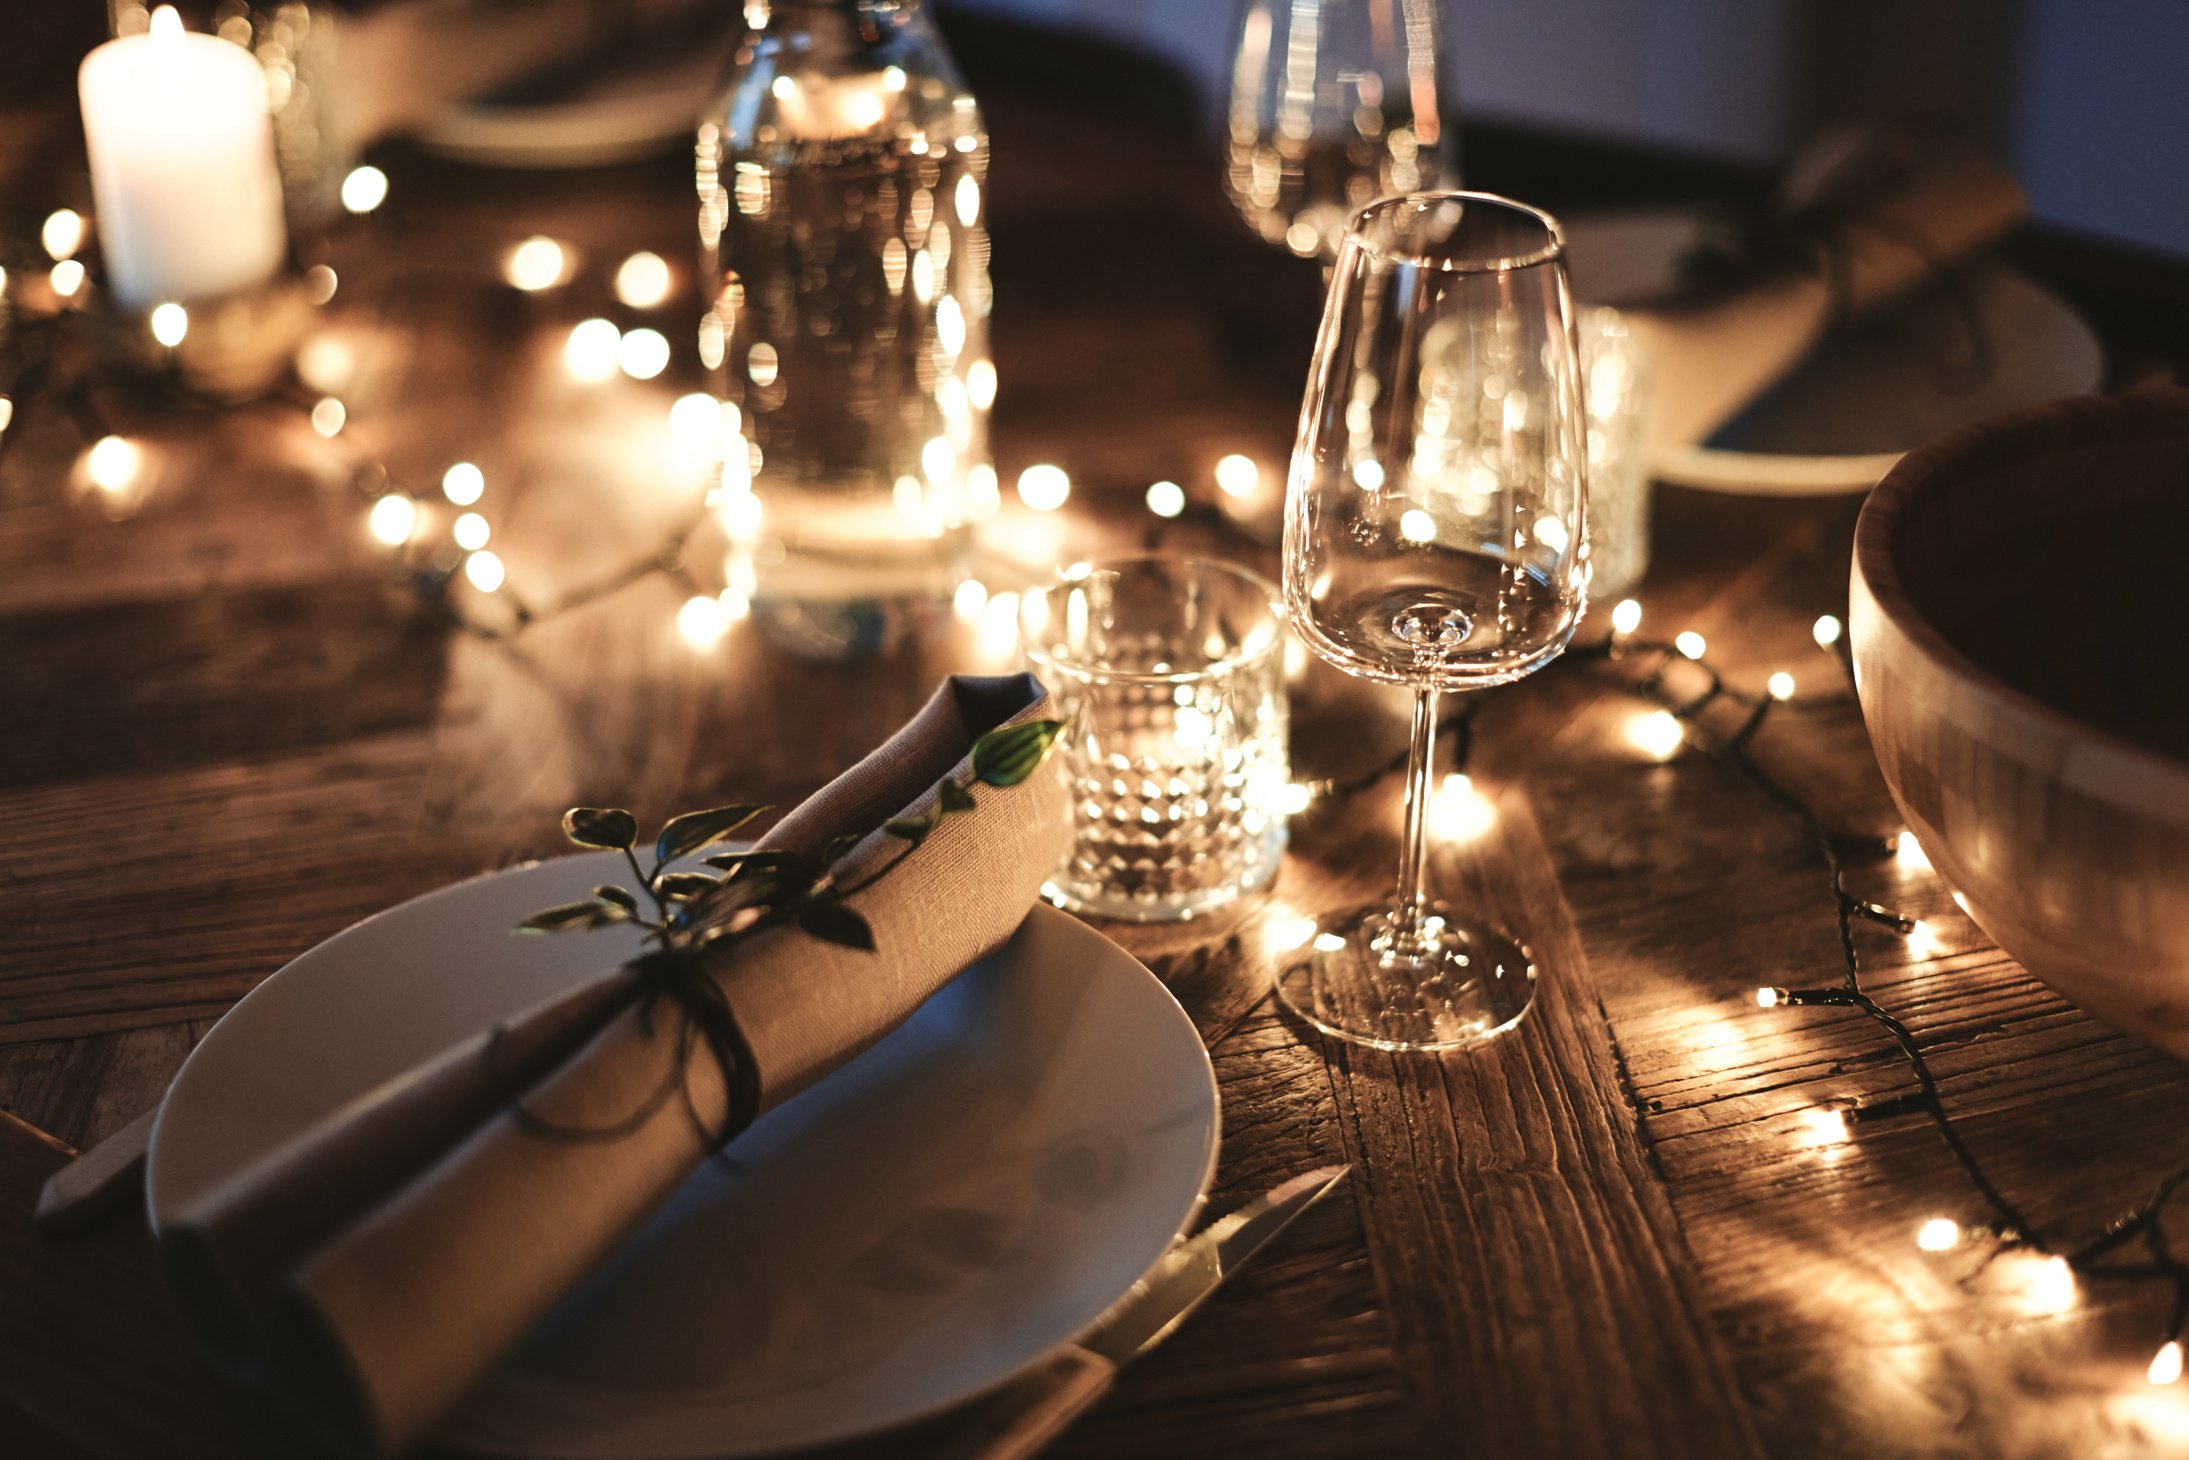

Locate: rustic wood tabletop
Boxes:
[6,21,2189,1459]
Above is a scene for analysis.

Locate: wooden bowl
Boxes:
[1851,391,2189,1056]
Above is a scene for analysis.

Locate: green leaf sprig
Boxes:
[517,717,1064,959]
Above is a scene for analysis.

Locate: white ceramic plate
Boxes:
[1563,209,2105,496]
[146,856,1220,1458]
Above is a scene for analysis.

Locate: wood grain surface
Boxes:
[6,22,2189,1460]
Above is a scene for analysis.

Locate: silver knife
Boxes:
[947,1164,1351,1460]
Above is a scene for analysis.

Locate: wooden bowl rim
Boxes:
[1853,388,2189,787]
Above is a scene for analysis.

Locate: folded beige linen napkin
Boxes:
[159,673,1071,1456]
[1629,132,2028,461]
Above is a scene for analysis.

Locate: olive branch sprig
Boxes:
[514,718,1065,956]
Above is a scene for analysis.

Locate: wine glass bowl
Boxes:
[1279,191,1587,1051]
[1224,0,1460,259]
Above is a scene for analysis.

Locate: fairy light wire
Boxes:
[1572,621,2189,1368]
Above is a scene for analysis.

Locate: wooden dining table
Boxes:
[7,20,2189,1459]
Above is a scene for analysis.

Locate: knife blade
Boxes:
[946,1163,1350,1460]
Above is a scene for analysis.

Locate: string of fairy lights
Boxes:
[10,154,2189,1400]
[1555,604,2189,1390]
[0,161,1095,650]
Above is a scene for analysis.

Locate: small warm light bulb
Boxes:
[366,493,417,545]
[564,318,621,382]
[1145,480,1186,518]
[297,336,354,393]
[1756,986,1786,1009]
[1675,630,1707,660]
[966,358,997,410]
[1915,1217,1961,1252]
[1813,614,1843,649]
[503,236,568,292]
[1214,454,1260,498]
[41,209,84,261]
[1434,773,1497,842]
[2152,1341,2184,1386]
[463,549,506,593]
[149,6,183,42]
[723,490,764,540]
[49,259,86,298]
[149,302,189,347]
[676,593,728,648]
[1627,709,1684,761]
[441,462,485,505]
[2028,1255,2077,1314]
[1398,508,1436,543]
[1906,919,1943,958]
[1313,932,1347,953]
[1017,464,1070,511]
[669,392,721,444]
[85,435,142,493]
[952,577,989,622]
[1802,1107,1850,1145]
[614,251,673,309]
[1353,458,1386,490]
[1610,598,1643,636]
[617,327,670,381]
[1767,671,1796,701]
[340,165,389,215]
[309,396,345,438]
[1895,834,1931,873]
[977,590,1020,658]
[1278,782,1314,816]
[1267,913,1319,953]
[452,511,491,551]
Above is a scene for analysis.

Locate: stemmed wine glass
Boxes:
[1279,192,1588,1051]
[1224,0,1460,260]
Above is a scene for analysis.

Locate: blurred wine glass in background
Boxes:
[1224,0,1460,260]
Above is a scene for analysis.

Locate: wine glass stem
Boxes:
[1393,685,1442,941]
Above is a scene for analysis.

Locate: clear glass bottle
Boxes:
[698,0,992,657]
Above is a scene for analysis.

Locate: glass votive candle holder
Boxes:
[1581,306,1654,602]
[1020,556,1290,922]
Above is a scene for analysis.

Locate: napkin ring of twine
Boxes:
[491,949,762,1156]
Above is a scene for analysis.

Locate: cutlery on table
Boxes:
[945,1163,1350,1460]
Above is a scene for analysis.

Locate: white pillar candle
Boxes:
[78,6,288,307]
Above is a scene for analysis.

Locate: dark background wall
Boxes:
[941,0,2189,260]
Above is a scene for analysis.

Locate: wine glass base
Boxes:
[1274,903,1538,1052]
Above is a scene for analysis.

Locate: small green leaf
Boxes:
[797,900,875,951]
[820,832,865,866]
[884,804,941,843]
[971,719,1066,788]
[701,849,807,876]
[655,805,769,866]
[593,884,639,914]
[515,898,633,934]
[562,807,638,851]
[939,779,978,814]
[654,871,722,901]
